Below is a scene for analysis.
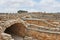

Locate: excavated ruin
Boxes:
[1,13,60,40]
[4,23,26,37]
[23,18,60,40]
[0,18,28,40]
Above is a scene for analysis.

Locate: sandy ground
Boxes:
[11,34,37,40]
[12,34,24,40]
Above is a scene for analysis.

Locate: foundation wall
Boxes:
[27,30,60,40]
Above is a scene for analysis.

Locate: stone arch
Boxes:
[4,19,27,37]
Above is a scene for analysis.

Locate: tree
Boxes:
[17,10,28,13]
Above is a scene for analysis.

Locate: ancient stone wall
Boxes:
[0,13,60,40]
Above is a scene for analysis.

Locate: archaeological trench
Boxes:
[0,13,60,40]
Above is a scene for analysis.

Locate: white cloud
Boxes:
[0,0,60,13]
[0,0,5,5]
[27,9,40,12]
[0,0,35,13]
[39,0,60,12]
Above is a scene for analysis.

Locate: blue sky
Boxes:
[0,0,60,13]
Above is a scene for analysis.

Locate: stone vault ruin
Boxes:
[0,18,27,40]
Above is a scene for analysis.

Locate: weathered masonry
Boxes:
[0,13,60,40]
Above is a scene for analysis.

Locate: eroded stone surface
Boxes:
[0,18,26,40]
[0,13,60,40]
[24,36,37,40]
[1,33,14,40]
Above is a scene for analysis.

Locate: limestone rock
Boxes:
[1,33,14,40]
